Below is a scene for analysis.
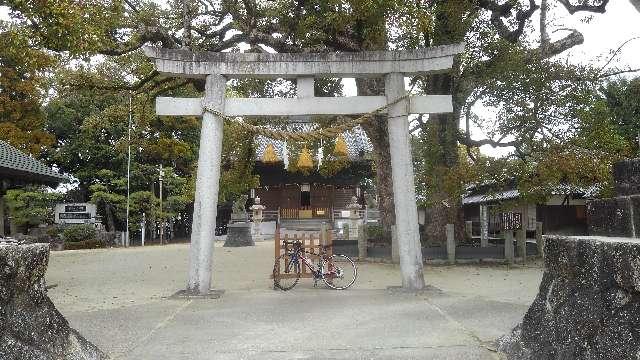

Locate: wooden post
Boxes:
[385,72,425,290]
[536,222,544,259]
[358,224,367,260]
[504,231,515,264]
[446,224,455,265]
[516,228,526,263]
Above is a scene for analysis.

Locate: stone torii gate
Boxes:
[144,43,464,294]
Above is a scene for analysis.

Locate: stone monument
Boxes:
[250,196,266,240]
[346,196,362,240]
[0,242,107,359]
[224,195,254,247]
[499,158,640,359]
[230,195,248,223]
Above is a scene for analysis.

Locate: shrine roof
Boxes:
[0,141,67,188]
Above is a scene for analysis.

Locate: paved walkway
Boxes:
[46,241,543,359]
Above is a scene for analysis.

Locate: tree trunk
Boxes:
[104,203,116,232]
[355,78,396,243]
[423,72,465,245]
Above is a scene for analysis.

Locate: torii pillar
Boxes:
[385,73,425,289]
[187,74,225,294]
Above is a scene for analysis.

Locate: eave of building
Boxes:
[253,161,372,187]
[462,185,600,205]
[0,141,67,189]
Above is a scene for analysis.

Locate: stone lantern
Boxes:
[346,196,362,240]
[250,196,266,238]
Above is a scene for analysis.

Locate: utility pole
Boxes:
[159,165,164,245]
[125,91,133,247]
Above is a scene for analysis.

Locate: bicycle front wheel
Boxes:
[273,253,301,291]
[322,254,357,290]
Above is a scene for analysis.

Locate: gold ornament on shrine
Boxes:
[296,147,314,171]
[262,143,279,163]
[334,134,348,157]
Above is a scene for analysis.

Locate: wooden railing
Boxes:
[279,207,331,220]
[272,225,333,280]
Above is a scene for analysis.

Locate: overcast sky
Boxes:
[2,1,639,158]
[472,1,640,157]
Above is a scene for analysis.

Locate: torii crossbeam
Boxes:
[144,43,464,295]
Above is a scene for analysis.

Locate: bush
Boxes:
[366,224,384,240]
[64,239,106,250]
[62,225,97,243]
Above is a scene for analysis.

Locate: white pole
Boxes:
[159,165,164,245]
[125,91,133,247]
[141,212,146,247]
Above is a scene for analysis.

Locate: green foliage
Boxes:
[366,224,384,241]
[3,188,62,231]
[0,26,56,155]
[61,224,97,243]
[601,77,640,155]
[64,239,106,250]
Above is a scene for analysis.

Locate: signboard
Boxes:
[55,203,97,224]
[500,212,523,230]
[65,205,86,212]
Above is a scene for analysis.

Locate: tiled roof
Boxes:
[462,185,601,205]
[0,141,66,187]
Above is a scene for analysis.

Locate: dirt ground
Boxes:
[46,241,543,359]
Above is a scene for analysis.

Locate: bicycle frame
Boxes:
[284,245,335,279]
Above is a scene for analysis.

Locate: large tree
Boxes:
[3,0,633,243]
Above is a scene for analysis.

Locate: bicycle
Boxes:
[273,240,357,291]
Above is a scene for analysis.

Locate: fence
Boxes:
[279,207,331,220]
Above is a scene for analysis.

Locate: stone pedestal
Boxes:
[0,243,107,359]
[499,236,640,359]
[224,223,254,247]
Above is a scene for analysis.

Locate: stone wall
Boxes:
[614,158,640,196]
[587,196,640,238]
[0,243,107,360]
[587,158,640,238]
[498,236,640,359]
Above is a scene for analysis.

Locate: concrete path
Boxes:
[46,242,543,359]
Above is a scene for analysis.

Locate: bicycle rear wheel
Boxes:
[322,254,357,290]
[273,253,301,291]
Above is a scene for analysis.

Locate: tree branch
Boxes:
[100,26,180,56]
[457,133,520,148]
[557,0,610,14]
[476,0,539,43]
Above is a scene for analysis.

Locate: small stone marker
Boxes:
[224,223,254,247]
[446,224,455,264]
[504,231,514,264]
